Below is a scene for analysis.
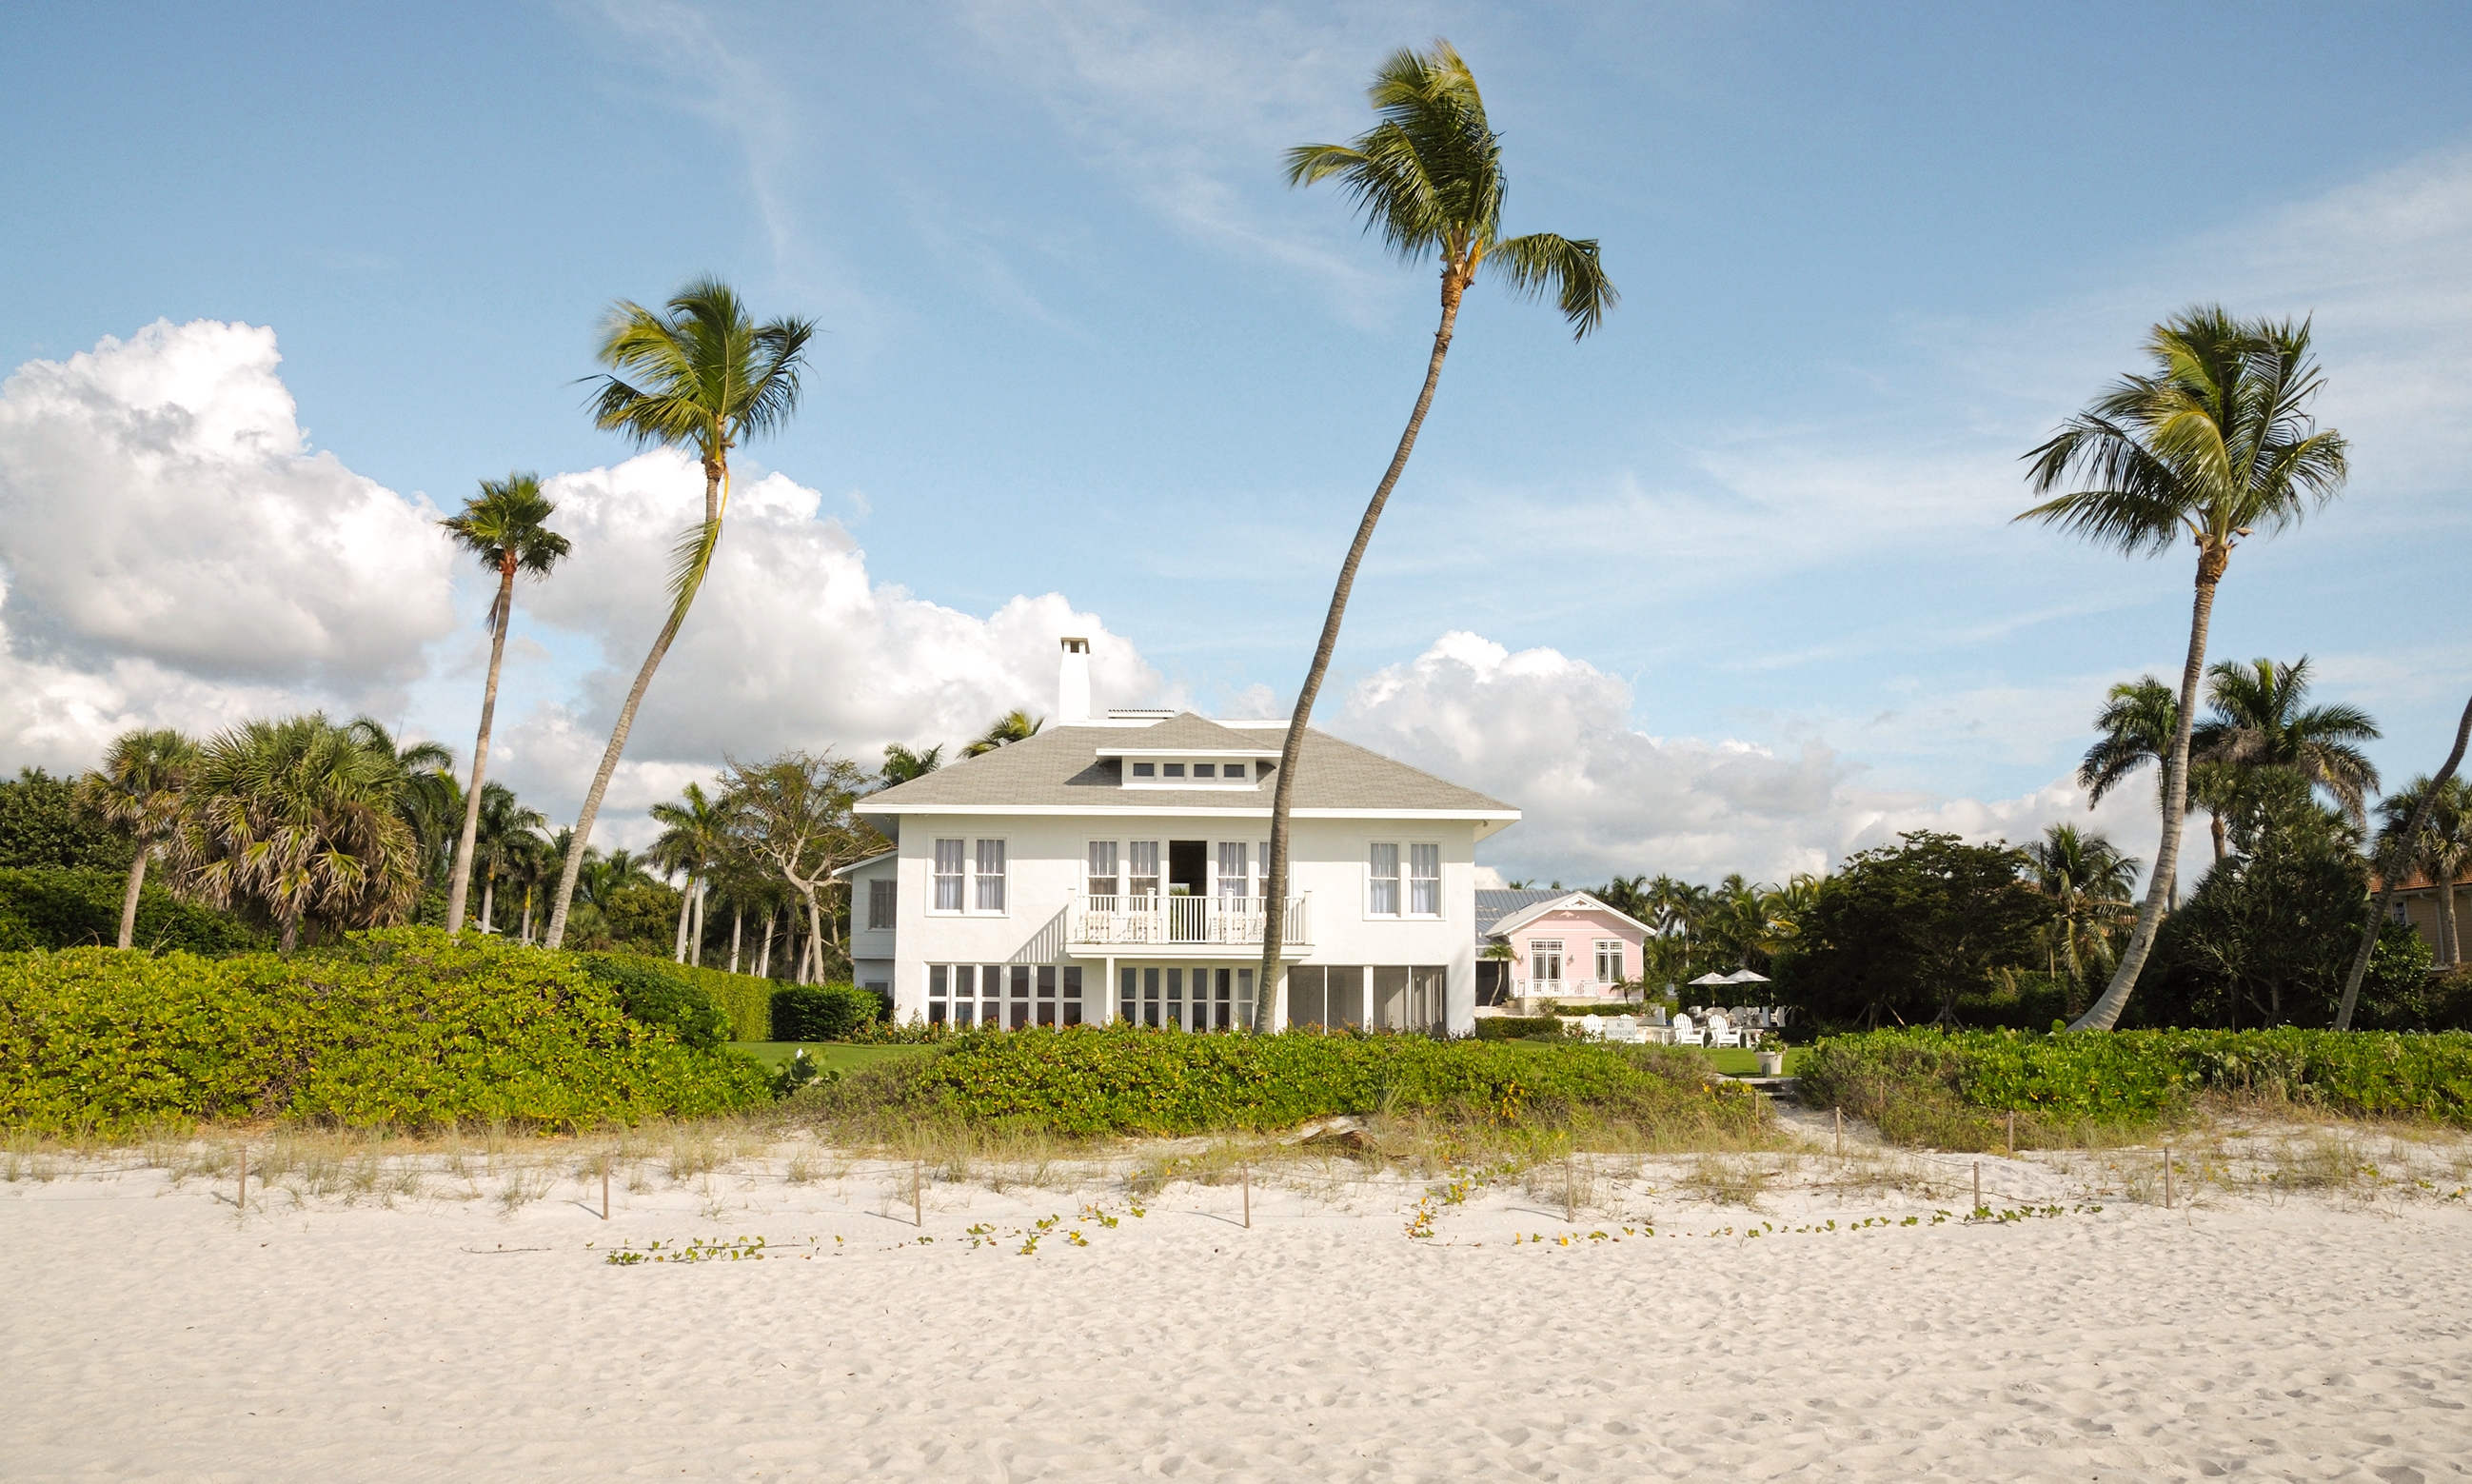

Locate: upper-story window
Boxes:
[1129,841,1160,900]
[1087,841,1119,900]
[1369,843,1400,916]
[1217,841,1249,900]
[1132,762,1155,778]
[975,840,1007,912]
[933,839,965,912]
[1409,844,1440,916]
[868,879,897,930]
[1113,754,1264,787]
[1162,762,1185,779]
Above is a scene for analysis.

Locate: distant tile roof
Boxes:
[860,713,1516,821]
[1475,888,1565,940]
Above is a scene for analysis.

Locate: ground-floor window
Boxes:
[927,964,1082,1027]
[1288,965,1445,1034]
[1117,964,1250,1031]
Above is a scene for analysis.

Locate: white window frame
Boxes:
[1086,841,1119,900]
[973,838,1008,915]
[931,839,965,914]
[1217,841,1249,901]
[1531,939,1565,986]
[1594,939,1624,986]
[1128,840,1161,900]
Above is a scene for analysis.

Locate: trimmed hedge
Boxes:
[0,867,265,955]
[574,954,783,1041]
[805,1025,1759,1138]
[0,928,771,1135]
[1474,1016,1572,1041]
[1798,1027,2472,1132]
[771,983,882,1042]
[575,954,730,1051]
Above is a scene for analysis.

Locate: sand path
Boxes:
[6,1153,2469,1481]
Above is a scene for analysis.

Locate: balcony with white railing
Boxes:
[1068,894,1311,952]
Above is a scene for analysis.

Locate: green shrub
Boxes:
[1798,1027,2472,1145]
[574,952,779,1041]
[801,1025,1758,1138]
[574,954,729,1051]
[771,983,881,1041]
[0,927,771,1135]
[0,867,266,955]
[0,770,135,873]
[1474,1016,1572,1041]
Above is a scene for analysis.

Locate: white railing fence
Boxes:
[1071,894,1310,946]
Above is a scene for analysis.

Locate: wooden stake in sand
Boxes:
[1834,1107,1843,1158]
[2164,1146,2174,1210]
[914,1160,924,1228]
[1564,1156,1575,1226]
[1241,1162,1251,1229]
[2007,1110,2015,1157]
[1973,1160,1982,1216]
[602,1157,611,1221]
[237,1146,247,1213]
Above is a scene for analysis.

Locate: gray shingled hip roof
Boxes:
[859,713,1516,830]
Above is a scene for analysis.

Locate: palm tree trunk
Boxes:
[1253,275,1466,1031]
[2442,876,2462,969]
[2209,812,2226,866]
[2336,689,2472,1029]
[480,875,496,935]
[116,848,149,951]
[728,908,742,974]
[673,875,695,962]
[689,881,706,966]
[2071,556,2223,1031]
[521,889,533,944]
[446,562,517,936]
[757,907,775,979]
[543,590,697,951]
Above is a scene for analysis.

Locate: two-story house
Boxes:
[840,639,1520,1035]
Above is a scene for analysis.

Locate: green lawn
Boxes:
[730,1042,931,1075]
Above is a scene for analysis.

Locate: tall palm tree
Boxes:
[343,717,459,881]
[961,712,1041,758]
[649,780,734,965]
[2192,656,2380,829]
[439,473,570,936]
[2339,692,2472,1028]
[879,742,943,786]
[1255,40,1617,1029]
[2376,775,2469,969]
[2018,307,2347,1030]
[543,278,815,949]
[75,728,196,950]
[2025,824,2141,1017]
[168,715,421,952]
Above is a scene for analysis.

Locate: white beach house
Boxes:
[839,639,1520,1035]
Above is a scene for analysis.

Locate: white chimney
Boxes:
[1058,636,1091,723]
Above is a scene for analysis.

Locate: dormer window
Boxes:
[1162,762,1184,778]
[1193,763,1215,779]
[1223,762,1246,780]
[1132,762,1155,778]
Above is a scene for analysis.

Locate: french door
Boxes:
[1117,965,1249,1030]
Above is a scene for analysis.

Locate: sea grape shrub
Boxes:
[576,953,731,1051]
[803,1026,1760,1138]
[0,927,769,1134]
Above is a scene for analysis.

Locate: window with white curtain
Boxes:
[1086,841,1118,899]
[868,879,896,930]
[1368,842,1400,916]
[1217,841,1248,900]
[1409,843,1440,916]
[1129,841,1160,900]
[974,839,1006,912]
[1595,940,1625,985]
[933,839,964,912]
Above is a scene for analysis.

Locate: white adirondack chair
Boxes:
[1704,1011,1740,1049]
[1669,1012,1700,1046]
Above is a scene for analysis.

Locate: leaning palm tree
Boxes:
[75,728,196,949]
[961,712,1041,758]
[2018,307,2347,1030]
[439,473,570,936]
[542,278,815,950]
[2191,655,2380,828]
[1254,39,1616,1029]
[168,715,422,952]
[2375,775,2469,968]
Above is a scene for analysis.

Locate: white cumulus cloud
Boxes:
[0,320,455,771]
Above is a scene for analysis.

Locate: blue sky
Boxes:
[3,2,2469,882]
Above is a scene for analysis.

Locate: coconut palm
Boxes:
[168,715,421,952]
[2018,307,2347,1030]
[2025,824,2141,1016]
[2192,656,2380,831]
[879,742,943,786]
[961,713,1040,759]
[439,474,569,936]
[468,782,547,935]
[74,728,197,949]
[1255,40,1616,1028]
[2339,693,2472,1028]
[543,278,814,950]
[649,780,734,965]
[2376,776,2469,968]
[2080,675,2240,870]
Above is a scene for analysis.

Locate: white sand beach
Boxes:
[7,1124,2471,1482]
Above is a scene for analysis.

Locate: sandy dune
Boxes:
[6,1133,2470,1482]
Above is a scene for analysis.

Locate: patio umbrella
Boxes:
[1687,972,1733,987]
[1722,968,1770,985]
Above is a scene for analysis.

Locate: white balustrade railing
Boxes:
[1071,894,1310,947]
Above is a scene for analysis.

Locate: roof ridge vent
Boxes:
[1105,708,1177,720]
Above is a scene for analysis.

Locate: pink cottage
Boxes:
[1473,889,1655,1008]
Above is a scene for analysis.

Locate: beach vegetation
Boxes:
[1772,832,2054,1029]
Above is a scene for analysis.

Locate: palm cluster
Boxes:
[1598,871,1819,991]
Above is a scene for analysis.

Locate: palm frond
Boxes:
[664,517,723,630]
[1487,232,1616,338]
